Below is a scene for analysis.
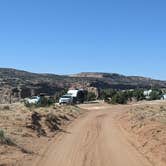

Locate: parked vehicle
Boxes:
[59,89,86,105]
[59,94,73,105]
[143,90,152,99]
[24,96,41,105]
[67,89,85,104]
[161,94,166,100]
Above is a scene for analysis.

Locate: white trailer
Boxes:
[67,89,85,104]
[59,89,85,105]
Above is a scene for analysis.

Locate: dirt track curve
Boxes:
[33,103,152,166]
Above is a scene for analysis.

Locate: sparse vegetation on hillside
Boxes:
[99,88,165,104]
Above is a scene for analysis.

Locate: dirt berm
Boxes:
[0,103,85,166]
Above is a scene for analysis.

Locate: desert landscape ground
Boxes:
[0,103,85,166]
[1,0,166,165]
[0,100,165,166]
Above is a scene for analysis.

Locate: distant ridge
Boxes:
[0,68,166,104]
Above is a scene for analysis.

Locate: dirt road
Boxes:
[33,103,152,166]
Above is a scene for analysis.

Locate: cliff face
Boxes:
[0,69,166,104]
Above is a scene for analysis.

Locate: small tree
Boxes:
[86,92,97,101]
[38,96,55,107]
[133,89,145,101]
[54,89,68,102]
[99,89,117,101]
[149,90,162,100]
[111,92,128,104]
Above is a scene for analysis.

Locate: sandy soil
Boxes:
[118,100,166,166]
[1,101,165,166]
[0,103,84,166]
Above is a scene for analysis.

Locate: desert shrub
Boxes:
[111,92,128,104]
[100,88,163,104]
[0,129,15,146]
[160,106,166,112]
[45,113,61,131]
[149,90,162,100]
[38,96,55,107]
[54,89,68,102]
[86,92,97,101]
[124,91,133,101]
[99,89,117,101]
[3,105,10,110]
[24,101,32,107]
[26,112,46,136]
[133,89,145,101]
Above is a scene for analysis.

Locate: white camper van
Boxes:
[59,89,85,105]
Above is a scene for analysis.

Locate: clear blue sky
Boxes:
[0,0,166,80]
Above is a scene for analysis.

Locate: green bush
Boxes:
[100,88,163,104]
[36,96,55,107]
[111,92,128,104]
[99,89,117,101]
[133,89,145,101]
[54,89,68,102]
[86,92,97,101]
[149,90,162,100]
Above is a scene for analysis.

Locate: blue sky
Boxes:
[0,0,166,80]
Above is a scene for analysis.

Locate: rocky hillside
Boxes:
[71,72,166,89]
[0,68,166,104]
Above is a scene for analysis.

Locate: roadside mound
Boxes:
[0,103,85,166]
[118,102,166,166]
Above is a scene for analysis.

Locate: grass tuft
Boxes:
[0,129,15,146]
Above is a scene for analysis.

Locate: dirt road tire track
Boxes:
[32,103,152,166]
